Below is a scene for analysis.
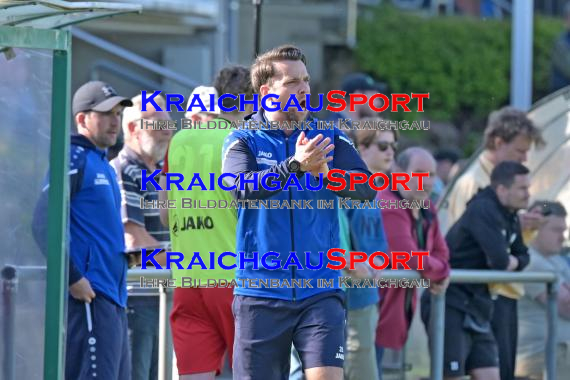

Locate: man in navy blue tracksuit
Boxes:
[33,81,133,379]
[222,45,376,380]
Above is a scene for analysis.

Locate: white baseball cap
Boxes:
[185,86,221,117]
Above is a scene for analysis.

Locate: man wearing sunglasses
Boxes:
[376,140,399,152]
[336,126,399,380]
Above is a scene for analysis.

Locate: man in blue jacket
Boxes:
[33,81,133,380]
[222,44,376,380]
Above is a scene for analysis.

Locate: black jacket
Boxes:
[445,186,529,322]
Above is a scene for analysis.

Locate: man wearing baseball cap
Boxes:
[155,85,220,180]
[32,80,133,379]
[184,85,221,122]
[327,72,387,140]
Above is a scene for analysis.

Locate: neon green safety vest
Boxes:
[166,118,237,286]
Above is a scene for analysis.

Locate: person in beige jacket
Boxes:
[438,106,545,380]
[439,106,545,235]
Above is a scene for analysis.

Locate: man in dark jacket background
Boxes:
[425,161,530,380]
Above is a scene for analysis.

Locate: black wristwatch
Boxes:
[287,157,304,175]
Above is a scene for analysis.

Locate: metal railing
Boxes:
[2,265,559,380]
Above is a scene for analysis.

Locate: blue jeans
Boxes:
[128,297,159,380]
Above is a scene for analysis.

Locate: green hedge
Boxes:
[356,5,563,125]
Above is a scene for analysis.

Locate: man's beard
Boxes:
[140,135,169,163]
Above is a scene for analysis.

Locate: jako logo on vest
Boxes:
[257,151,273,158]
[140,248,430,270]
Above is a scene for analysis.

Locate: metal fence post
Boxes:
[44,42,72,380]
[165,288,174,380]
[253,0,263,58]
[2,265,17,380]
[545,282,558,380]
[429,292,445,380]
[158,284,168,380]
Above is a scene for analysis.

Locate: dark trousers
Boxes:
[66,294,131,380]
[491,295,518,380]
[233,291,346,380]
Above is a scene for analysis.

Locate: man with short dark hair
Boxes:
[222,44,376,380]
[431,161,531,380]
[32,81,133,380]
[438,107,544,380]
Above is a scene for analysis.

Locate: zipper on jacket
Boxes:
[286,136,297,302]
[85,246,92,273]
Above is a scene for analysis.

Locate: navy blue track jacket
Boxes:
[221,111,376,301]
[33,134,128,307]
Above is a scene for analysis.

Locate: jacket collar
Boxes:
[71,134,108,159]
[474,186,517,219]
[245,109,319,139]
[479,152,495,177]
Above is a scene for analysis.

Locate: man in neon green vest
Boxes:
[159,66,254,379]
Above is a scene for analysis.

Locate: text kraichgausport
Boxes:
[140,249,430,271]
[141,170,430,192]
[141,198,430,210]
[140,91,429,113]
